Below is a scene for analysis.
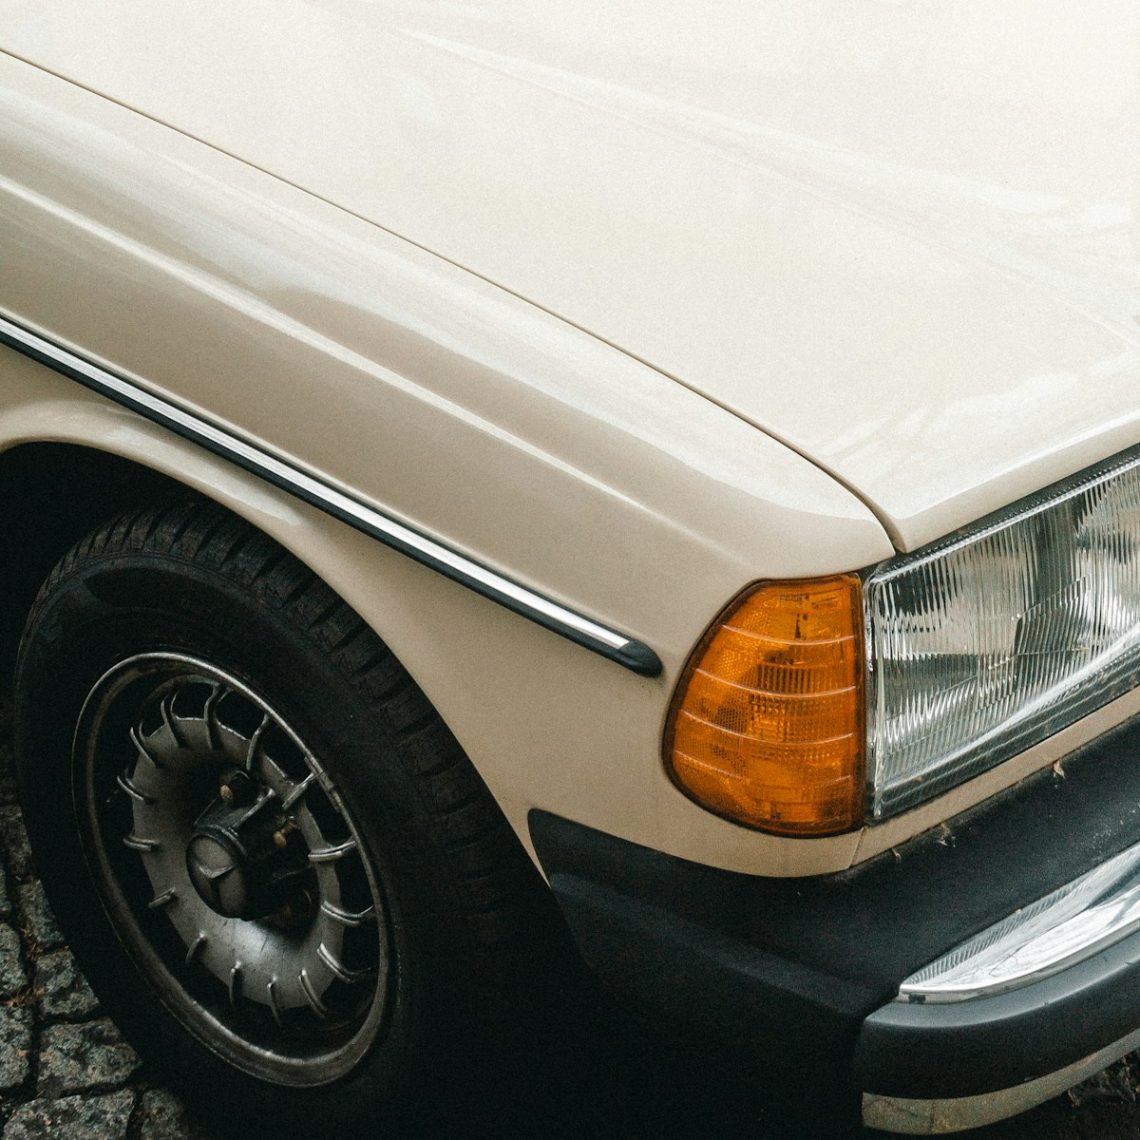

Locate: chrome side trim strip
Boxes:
[862,1023,1140,1134]
[897,837,1140,1004]
[0,313,662,676]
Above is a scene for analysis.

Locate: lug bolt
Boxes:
[218,770,255,807]
[273,819,298,849]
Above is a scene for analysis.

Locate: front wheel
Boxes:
[76,651,390,1086]
[14,499,551,1134]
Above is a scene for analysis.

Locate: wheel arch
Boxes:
[0,441,180,670]
[0,416,553,856]
[0,409,477,759]
[0,376,687,876]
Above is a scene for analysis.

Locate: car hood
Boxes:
[2,0,1139,550]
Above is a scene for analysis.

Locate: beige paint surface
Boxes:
[2,1,1138,549]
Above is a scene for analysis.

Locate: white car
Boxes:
[0,3,1138,1135]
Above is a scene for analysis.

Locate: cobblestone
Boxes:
[136,1089,213,1140]
[0,1006,33,1093]
[0,807,33,880]
[35,948,98,1021]
[0,693,219,1139]
[13,882,62,954]
[39,1020,141,1097]
[0,863,10,921]
[4,1090,135,1139]
[0,926,27,997]
[37,1021,140,1098]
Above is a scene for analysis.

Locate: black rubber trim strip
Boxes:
[0,312,662,676]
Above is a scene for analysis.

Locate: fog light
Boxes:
[666,575,864,836]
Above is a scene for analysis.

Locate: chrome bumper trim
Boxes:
[898,835,1140,1004]
[862,1022,1140,1134]
[0,311,661,676]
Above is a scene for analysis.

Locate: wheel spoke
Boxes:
[308,839,357,864]
[129,725,165,770]
[299,969,330,1019]
[123,833,160,852]
[281,772,317,810]
[184,930,207,964]
[116,772,155,804]
[148,887,177,910]
[317,942,373,985]
[203,685,223,750]
[245,712,271,771]
[266,978,284,1027]
[159,693,184,748]
[319,900,375,927]
[228,962,243,1007]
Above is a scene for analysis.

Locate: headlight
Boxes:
[667,447,1140,836]
[866,447,1140,818]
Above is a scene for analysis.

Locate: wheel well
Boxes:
[0,443,182,674]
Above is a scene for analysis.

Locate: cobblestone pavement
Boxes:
[0,711,221,1140]
[4,692,1140,1140]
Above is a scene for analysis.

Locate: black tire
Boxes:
[14,498,555,1136]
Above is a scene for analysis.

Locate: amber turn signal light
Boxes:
[665,575,864,836]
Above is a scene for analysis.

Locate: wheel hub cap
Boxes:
[186,830,247,918]
[79,654,389,1085]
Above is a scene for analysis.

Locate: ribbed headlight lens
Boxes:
[866,447,1140,817]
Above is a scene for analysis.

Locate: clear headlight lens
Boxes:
[866,448,1140,817]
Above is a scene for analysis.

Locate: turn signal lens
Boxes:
[666,576,864,836]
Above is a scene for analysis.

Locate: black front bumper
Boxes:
[529,716,1140,1103]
